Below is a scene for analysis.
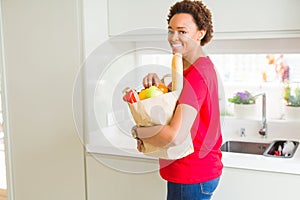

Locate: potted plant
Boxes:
[228,90,257,119]
[283,83,300,120]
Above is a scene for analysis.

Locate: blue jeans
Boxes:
[167,177,220,200]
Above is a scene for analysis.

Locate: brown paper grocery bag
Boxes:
[128,91,178,126]
[127,53,194,159]
[128,91,194,159]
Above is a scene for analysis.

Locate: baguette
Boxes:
[171,53,183,92]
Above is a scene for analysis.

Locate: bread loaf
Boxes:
[171,53,183,92]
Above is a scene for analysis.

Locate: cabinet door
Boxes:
[214,167,300,200]
[204,0,300,33]
[85,154,166,200]
[108,0,175,36]
[108,0,300,39]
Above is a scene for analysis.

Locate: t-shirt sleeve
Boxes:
[177,75,208,110]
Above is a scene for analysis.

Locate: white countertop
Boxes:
[219,118,300,175]
[86,140,300,175]
[86,118,300,175]
[220,139,300,175]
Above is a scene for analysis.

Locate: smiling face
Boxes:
[168,13,205,57]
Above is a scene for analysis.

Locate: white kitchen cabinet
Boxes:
[214,167,300,200]
[108,0,300,39]
[108,0,176,36]
[86,154,300,200]
[85,154,166,200]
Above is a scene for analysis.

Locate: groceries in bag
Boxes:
[122,53,194,159]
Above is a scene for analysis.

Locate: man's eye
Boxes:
[179,31,187,34]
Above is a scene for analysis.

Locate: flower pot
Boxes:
[284,106,300,121]
[233,104,257,119]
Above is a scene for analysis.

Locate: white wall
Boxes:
[1,0,85,199]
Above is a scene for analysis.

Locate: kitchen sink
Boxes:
[221,141,271,155]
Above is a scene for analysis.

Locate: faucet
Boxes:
[252,93,267,137]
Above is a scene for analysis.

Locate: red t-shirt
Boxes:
[159,56,223,184]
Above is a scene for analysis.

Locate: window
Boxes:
[211,54,300,83]
[137,53,300,120]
